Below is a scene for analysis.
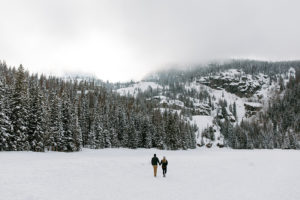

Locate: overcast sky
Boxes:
[0,0,300,82]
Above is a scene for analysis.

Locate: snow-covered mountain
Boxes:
[115,65,298,148]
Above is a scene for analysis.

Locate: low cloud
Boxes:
[0,0,300,82]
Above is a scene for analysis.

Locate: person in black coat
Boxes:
[160,156,168,177]
[151,154,160,177]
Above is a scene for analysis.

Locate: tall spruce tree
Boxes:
[61,92,76,152]
[28,76,46,151]
[0,79,13,150]
[11,65,30,150]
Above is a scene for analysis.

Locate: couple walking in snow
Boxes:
[151,154,168,177]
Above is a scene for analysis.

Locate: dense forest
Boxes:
[0,61,197,152]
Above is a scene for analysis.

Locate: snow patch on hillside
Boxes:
[192,115,223,146]
[192,115,213,134]
[288,67,296,79]
[244,102,263,108]
[116,82,163,97]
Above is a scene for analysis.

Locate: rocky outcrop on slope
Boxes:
[244,102,263,117]
[197,69,269,98]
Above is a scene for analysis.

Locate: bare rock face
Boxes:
[197,69,267,98]
[244,102,263,117]
[193,103,211,115]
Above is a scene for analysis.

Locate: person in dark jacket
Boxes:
[160,156,168,177]
[151,154,160,177]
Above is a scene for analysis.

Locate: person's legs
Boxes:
[153,165,158,177]
[162,168,166,177]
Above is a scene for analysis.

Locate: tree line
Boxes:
[0,62,197,152]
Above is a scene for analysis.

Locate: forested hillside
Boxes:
[118,60,300,149]
[222,71,300,149]
[0,61,196,152]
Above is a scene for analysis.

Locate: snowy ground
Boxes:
[1,149,300,200]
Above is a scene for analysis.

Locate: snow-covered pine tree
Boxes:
[0,79,13,151]
[141,116,152,148]
[61,92,77,152]
[103,129,111,148]
[10,65,30,151]
[108,106,120,147]
[71,97,83,151]
[188,123,197,149]
[116,106,128,147]
[233,102,237,121]
[94,113,104,149]
[179,121,188,150]
[263,120,274,149]
[134,114,143,148]
[47,91,64,151]
[28,76,46,151]
[151,110,165,149]
[127,117,138,149]
[165,110,178,150]
[79,91,90,147]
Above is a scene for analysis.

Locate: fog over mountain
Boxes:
[1,0,300,82]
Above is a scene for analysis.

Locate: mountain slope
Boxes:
[116,61,300,149]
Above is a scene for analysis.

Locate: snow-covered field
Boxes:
[1,149,300,200]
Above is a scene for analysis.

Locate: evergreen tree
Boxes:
[127,117,138,149]
[47,92,63,151]
[151,110,165,149]
[61,93,76,152]
[233,102,237,121]
[79,93,90,147]
[88,122,96,149]
[71,98,82,151]
[0,80,13,150]
[28,76,46,151]
[10,65,30,150]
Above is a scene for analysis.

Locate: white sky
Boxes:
[0,0,300,82]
